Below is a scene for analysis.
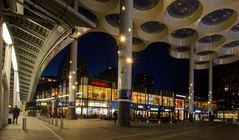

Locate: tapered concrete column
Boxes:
[68,39,78,119]
[3,87,10,125]
[208,60,213,119]
[0,18,4,129]
[3,44,12,125]
[117,0,133,127]
[13,70,18,107]
[188,45,194,121]
[68,0,78,120]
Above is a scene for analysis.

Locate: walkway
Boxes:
[1,116,239,140]
[0,115,58,140]
[48,119,239,140]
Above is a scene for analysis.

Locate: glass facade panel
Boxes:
[132,92,138,103]
[112,89,117,101]
[163,96,173,106]
[151,95,160,105]
[139,92,146,104]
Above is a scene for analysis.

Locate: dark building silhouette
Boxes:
[215,61,239,111]
[58,54,88,80]
[134,73,154,91]
[94,67,117,82]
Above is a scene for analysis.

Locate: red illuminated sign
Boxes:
[90,81,108,87]
[176,99,184,103]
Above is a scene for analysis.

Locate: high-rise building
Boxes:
[94,67,117,82]
[134,73,154,90]
[58,54,88,80]
[215,61,239,111]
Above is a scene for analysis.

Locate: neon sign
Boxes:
[90,81,108,87]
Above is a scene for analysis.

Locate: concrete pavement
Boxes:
[1,116,239,140]
[45,118,239,140]
[0,115,58,140]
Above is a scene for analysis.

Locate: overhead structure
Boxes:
[1,0,96,101]
[77,0,239,119]
[1,0,239,120]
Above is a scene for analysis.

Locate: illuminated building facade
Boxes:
[36,76,215,121]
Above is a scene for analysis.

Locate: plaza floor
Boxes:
[0,116,239,140]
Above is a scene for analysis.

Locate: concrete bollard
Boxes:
[48,117,51,124]
[60,117,64,129]
[170,121,172,124]
[55,118,58,127]
[51,118,54,125]
[158,120,161,124]
[146,120,149,124]
[22,118,26,130]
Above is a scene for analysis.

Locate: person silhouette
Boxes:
[113,110,118,124]
[12,105,20,124]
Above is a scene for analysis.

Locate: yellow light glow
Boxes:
[75,82,78,85]
[69,75,72,79]
[72,86,76,90]
[122,6,125,11]
[128,28,131,32]
[120,35,126,42]
[3,23,12,44]
[126,57,133,63]
[70,60,72,64]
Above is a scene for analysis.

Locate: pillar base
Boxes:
[189,114,193,122]
[68,107,77,120]
[208,112,214,122]
[118,101,130,127]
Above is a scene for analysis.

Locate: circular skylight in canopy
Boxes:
[175,46,190,52]
[140,21,166,34]
[134,0,159,10]
[105,14,119,28]
[197,51,215,56]
[231,23,239,32]
[201,9,234,25]
[167,0,200,18]
[223,41,239,48]
[198,34,223,43]
[171,28,196,38]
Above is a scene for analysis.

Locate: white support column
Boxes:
[208,60,213,119]
[189,45,194,121]
[117,0,133,127]
[3,45,12,84]
[68,0,78,119]
[13,70,18,107]
[3,44,12,125]
[0,17,4,129]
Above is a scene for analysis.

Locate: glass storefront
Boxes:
[36,77,195,120]
[217,111,239,120]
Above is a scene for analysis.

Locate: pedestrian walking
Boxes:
[113,110,118,124]
[12,105,20,124]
